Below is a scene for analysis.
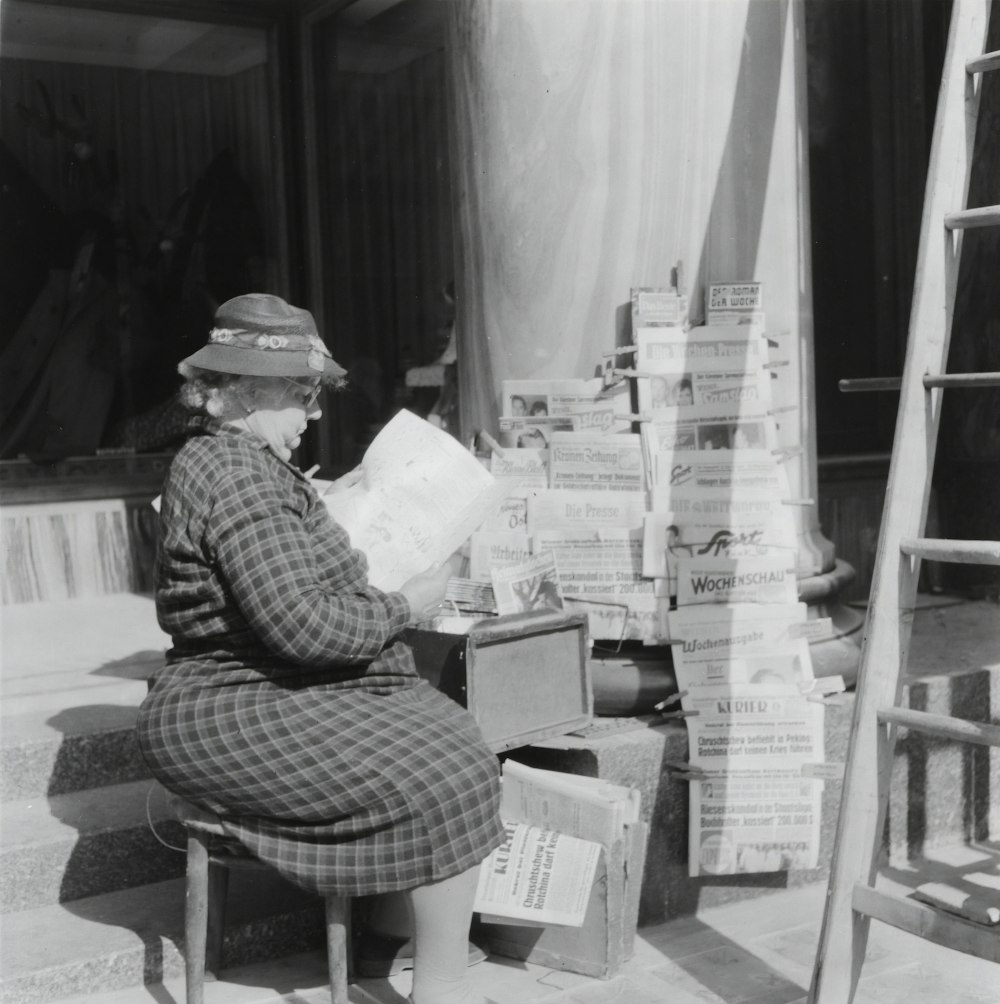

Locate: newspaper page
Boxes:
[685,682,824,876]
[469,531,531,582]
[527,488,648,535]
[634,325,768,373]
[648,487,791,521]
[481,448,549,534]
[633,368,773,413]
[705,281,764,326]
[502,379,593,418]
[489,448,548,488]
[668,602,815,691]
[533,527,665,642]
[630,286,688,329]
[642,507,797,581]
[490,550,564,615]
[497,416,574,449]
[501,760,640,848]
[649,451,790,497]
[633,325,770,413]
[547,432,645,492]
[690,766,822,876]
[503,378,633,434]
[322,410,506,591]
[675,555,798,607]
[640,401,777,459]
[684,683,825,767]
[474,820,602,926]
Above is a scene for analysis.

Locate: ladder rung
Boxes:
[839,373,1000,393]
[838,377,901,393]
[876,707,1000,747]
[966,50,1000,73]
[852,885,1000,963]
[923,372,1000,388]
[900,536,1000,565]
[944,205,1000,229]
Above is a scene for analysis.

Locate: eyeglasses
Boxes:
[283,379,323,408]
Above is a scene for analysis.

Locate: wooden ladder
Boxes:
[808,1,1000,1001]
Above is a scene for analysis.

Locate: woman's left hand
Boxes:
[326,467,364,494]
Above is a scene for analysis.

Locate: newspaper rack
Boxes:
[405,609,593,752]
[477,820,648,980]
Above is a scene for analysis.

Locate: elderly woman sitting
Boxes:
[137,294,504,1004]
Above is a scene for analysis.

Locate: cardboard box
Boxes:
[476,820,648,979]
[404,609,593,752]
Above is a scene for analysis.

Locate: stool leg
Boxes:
[205,859,229,981]
[185,830,210,1004]
[325,895,350,1004]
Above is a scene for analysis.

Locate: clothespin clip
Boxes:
[658,709,699,720]
[781,498,815,507]
[654,690,687,711]
[600,346,639,359]
[663,759,705,782]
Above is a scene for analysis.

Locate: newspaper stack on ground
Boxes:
[474,761,640,927]
[321,409,505,592]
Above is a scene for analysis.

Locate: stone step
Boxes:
[0,875,326,1004]
[0,594,167,800]
[1,701,149,801]
[1,779,186,912]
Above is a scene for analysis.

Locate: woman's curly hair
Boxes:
[176,363,255,417]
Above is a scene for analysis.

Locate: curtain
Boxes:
[313,49,455,472]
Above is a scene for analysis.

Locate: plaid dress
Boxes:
[137,422,504,897]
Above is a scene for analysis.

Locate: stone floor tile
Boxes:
[557,970,695,1003]
[855,962,1000,1004]
[646,944,807,1004]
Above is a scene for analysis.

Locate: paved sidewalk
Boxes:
[48,877,1000,1004]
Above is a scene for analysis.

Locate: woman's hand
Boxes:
[325,466,364,494]
[399,556,461,619]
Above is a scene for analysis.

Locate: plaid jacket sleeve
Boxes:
[205,464,411,666]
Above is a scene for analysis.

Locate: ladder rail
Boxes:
[808,1,996,1001]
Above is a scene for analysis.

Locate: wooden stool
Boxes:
[170,796,350,1004]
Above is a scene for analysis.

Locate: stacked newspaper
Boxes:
[469,279,802,652]
[478,374,660,641]
[474,760,640,927]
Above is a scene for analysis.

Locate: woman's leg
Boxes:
[407,863,487,1004]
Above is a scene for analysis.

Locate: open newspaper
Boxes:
[322,409,506,591]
